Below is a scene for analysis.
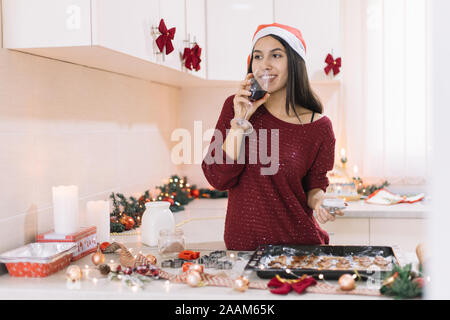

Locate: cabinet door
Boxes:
[2,0,91,48]
[185,0,207,79]
[92,0,160,63]
[321,218,370,245]
[206,0,274,81]
[274,0,341,80]
[158,0,186,71]
[370,219,426,253]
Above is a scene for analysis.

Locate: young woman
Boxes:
[202,23,343,251]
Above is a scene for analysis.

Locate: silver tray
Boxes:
[0,242,77,264]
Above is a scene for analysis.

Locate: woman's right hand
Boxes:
[233,73,270,121]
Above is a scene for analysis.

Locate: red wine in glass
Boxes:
[230,70,269,134]
[249,71,269,102]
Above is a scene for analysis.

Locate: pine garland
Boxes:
[380,264,423,299]
[358,180,390,196]
[109,174,227,232]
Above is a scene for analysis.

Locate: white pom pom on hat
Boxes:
[247,22,307,68]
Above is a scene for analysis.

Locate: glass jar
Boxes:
[158,228,185,258]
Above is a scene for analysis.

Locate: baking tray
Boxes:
[244,244,400,280]
[0,242,76,277]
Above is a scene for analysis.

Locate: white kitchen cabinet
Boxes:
[369,218,426,253]
[91,0,160,64]
[321,218,370,246]
[185,0,207,79]
[2,0,92,48]
[1,0,206,86]
[158,0,186,71]
[206,0,274,81]
[274,0,341,81]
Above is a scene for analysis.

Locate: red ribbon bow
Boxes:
[183,44,202,71]
[324,53,342,76]
[267,275,317,295]
[155,19,176,55]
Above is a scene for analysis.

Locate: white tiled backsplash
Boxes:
[0,47,182,255]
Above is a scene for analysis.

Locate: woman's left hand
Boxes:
[315,204,344,224]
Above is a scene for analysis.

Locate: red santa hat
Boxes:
[248,23,307,68]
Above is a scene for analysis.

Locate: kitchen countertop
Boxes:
[0,239,416,300]
[177,198,428,219]
[0,198,421,300]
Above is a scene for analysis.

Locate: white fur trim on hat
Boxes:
[252,26,306,61]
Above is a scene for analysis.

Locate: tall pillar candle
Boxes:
[86,200,110,243]
[52,185,79,234]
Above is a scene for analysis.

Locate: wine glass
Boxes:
[234,69,269,134]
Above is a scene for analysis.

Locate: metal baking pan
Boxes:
[244,244,400,280]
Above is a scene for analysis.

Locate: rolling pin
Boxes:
[416,243,425,266]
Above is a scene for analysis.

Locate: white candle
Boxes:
[340,148,346,158]
[353,165,359,178]
[86,200,110,243]
[52,185,79,234]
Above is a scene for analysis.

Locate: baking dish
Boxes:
[0,242,77,277]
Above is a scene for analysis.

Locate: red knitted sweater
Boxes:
[202,95,336,251]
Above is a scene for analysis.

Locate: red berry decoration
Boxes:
[151,269,160,279]
[124,267,133,275]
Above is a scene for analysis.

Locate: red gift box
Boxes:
[36,226,97,261]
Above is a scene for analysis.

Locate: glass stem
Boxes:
[243,102,251,120]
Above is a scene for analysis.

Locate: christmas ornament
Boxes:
[183,44,202,71]
[155,19,176,55]
[66,265,83,282]
[191,189,200,198]
[233,276,249,292]
[324,53,342,76]
[186,270,203,287]
[163,197,175,206]
[91,245,105,266]
[338,274,356,291]
[124,216,135,230]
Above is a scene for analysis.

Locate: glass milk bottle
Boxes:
[141,201,175,247]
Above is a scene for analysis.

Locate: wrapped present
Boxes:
[36,226,97,261]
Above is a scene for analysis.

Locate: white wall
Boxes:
[427,0,450,300]
[0,47,180,255]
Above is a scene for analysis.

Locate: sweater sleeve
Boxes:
[303,118,336,193]
[201,95,246,191]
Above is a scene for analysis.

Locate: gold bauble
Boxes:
[233,276,249,292]
[91,251,105,266]
[338,274,356,291]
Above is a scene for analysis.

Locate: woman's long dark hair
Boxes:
[247,34,323,124]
